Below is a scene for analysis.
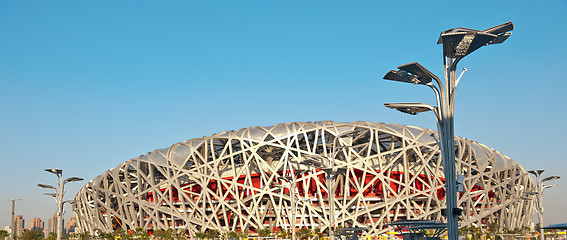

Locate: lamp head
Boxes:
[338,130,360,138]
[383,62,439,85]
[542,176,560,183]
[437,22,514,58]
[64,177,84,183]
[543,184,557,190]
[384,70,422,84]
[397,62,439,84]
[37,184,56,190]
[384,103,435,115]
[302,158,326,168]
[44,169,63,175]
[277,176,292,183]
[44,193,57,198]
[528,170,545,176]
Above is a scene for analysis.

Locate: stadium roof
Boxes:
[542,223,567,229]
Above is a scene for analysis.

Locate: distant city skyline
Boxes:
[1,0,566,229]
[3,215,75,236]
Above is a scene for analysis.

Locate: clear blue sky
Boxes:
[1,1,566,229]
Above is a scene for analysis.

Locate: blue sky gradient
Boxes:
[1,1,566,229]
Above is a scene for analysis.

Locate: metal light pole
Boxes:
[383,22,514,240]
[38,169,83,240]
[302,156,345,240]
[276,169,307,240]
[301,130,359,240]
[528,170,560,240]
[7,198,22,240]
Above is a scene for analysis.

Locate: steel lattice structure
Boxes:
[73,121,535,236]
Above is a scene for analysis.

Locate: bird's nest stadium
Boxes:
[73,121,535,236]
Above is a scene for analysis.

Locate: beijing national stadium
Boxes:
[72,121,535,236]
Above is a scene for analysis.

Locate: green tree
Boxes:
[113,228,125,240]
[21,229,43,240]
[46,232,57,240]
[312,228,322,240]
[176,230,189,240]
[487,222,500,240]
[120,228,134,240]
[134,227,150,240]
[236,231,248,240]
[93,229,104,240]
[195,232,207,240]
[258,228,271,237]
[155,229,175,240]
[226,231,238,240]
[0,230,10,240]
[166,229,176,240]
[297,228,312,240]
[70,233,86,240]
[100,231,114,240]
[277,229,289,239]
[206,229,220,240]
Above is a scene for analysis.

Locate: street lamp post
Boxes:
[38,169,83,240]
[300,130,359,240]
[383,22,514,240]
[7,198,22,240]
[528,170,560,240]
[275,169,308,240]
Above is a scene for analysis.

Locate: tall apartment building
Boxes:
[29,218,44,233]
[13,215,24,237]
[45,215,65,236]
[46,215,57,235]
[65,217,76,235]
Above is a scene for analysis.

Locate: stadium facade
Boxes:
[73,121,535,236]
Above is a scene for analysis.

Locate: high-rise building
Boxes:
[13,215,24,237]
[46,214,64,237]
[46,215,57,235]
[29,218,44,233]
[66,217,76,235]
